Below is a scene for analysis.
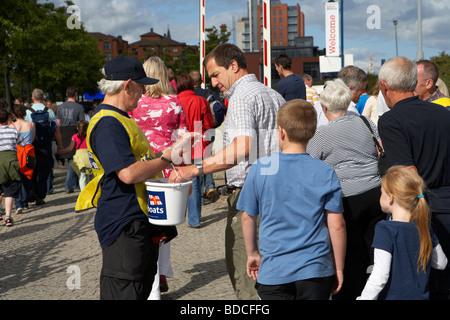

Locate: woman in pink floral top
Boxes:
[131,57,188,179]
[130,56,187,300]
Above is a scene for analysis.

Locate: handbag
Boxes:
[150,224,178,244]
[359,116,389,176]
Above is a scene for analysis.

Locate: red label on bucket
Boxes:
[147,191,167,220]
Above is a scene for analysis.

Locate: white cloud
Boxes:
[41,0,449,64]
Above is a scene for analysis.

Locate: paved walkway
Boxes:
[0,164,236,300]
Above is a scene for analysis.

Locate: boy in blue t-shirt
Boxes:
[237,99,346,300]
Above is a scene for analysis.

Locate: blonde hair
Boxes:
[382,166,431,272]
[143,57,169,99]
[277,99,317,144]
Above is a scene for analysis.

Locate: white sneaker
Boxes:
[15,208,23,214]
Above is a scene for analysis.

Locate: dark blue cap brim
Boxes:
[134,77,160,85]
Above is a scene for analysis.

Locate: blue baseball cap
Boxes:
[104,56,159,85]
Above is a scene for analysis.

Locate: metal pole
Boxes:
[249,0,252,52]
[263,0,271,87]
[200,0,206,88]
[340,0,344,68]
[393,20,398,56]
[416,0,424,60]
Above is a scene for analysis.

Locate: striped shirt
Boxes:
[0,125,26,152]
[306,86,319,105]
[307,114,381,197]
[223,74,285,187]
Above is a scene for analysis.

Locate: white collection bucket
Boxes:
[145,178,192,226]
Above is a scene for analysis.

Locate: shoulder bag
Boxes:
[359,116,388,176]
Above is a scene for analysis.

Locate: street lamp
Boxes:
[393,20,398,57]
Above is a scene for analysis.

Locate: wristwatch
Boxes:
[195,161,204,176]
[160,156,172,164]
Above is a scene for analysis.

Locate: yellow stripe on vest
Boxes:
[75,108,163,215]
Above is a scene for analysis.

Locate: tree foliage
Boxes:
[431,51,450,91]
[179,24,231,87]
[180,24,231,72]
[1,0,104,103]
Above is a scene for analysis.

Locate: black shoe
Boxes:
[35,199,46,205]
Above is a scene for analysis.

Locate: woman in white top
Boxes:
[362,82,381,124]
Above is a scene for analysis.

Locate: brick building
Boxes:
[257,1,304,50]
[89,29,186,63]
[89,32,129,62]
[237,0,304,52]
[129,29,186,62]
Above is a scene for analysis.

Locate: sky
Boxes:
[45,0,450,73]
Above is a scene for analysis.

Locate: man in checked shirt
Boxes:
[170,43,285,300]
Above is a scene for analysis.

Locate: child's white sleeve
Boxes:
[431,243,448,270]
[357,248,391,300]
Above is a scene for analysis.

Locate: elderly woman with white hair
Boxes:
[307,78,385,300]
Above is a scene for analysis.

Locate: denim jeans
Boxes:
[202,174,215,197]
[65,159,79,191]
[15,173,32,209]
[187,175,202,227]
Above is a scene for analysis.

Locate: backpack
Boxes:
[206,92,227,128]
[30,107,56,147]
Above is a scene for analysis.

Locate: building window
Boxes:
[173,47,178,53]
[303,62,320,81]
[273,25,277,31]
[279,17,282,23]
[279,25,282,31]
[273,41,277,46]
[105,53,112,61]
[273,33,277,39]
[273,17,276,24]
[279,9,282,15]
[273,10,276,15]
[104,42,111,51]
[279,33,283,38]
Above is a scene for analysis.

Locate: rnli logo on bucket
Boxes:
[149,195,163,205]
[147,191,167,220]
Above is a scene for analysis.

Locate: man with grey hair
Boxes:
[25,88,62,205]
[378,56,450,300]
[75,55,197,300]
[337,65,368,115]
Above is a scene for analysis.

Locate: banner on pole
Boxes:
[325,1,340,57]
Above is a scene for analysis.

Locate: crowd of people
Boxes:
[0,43,449,301]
